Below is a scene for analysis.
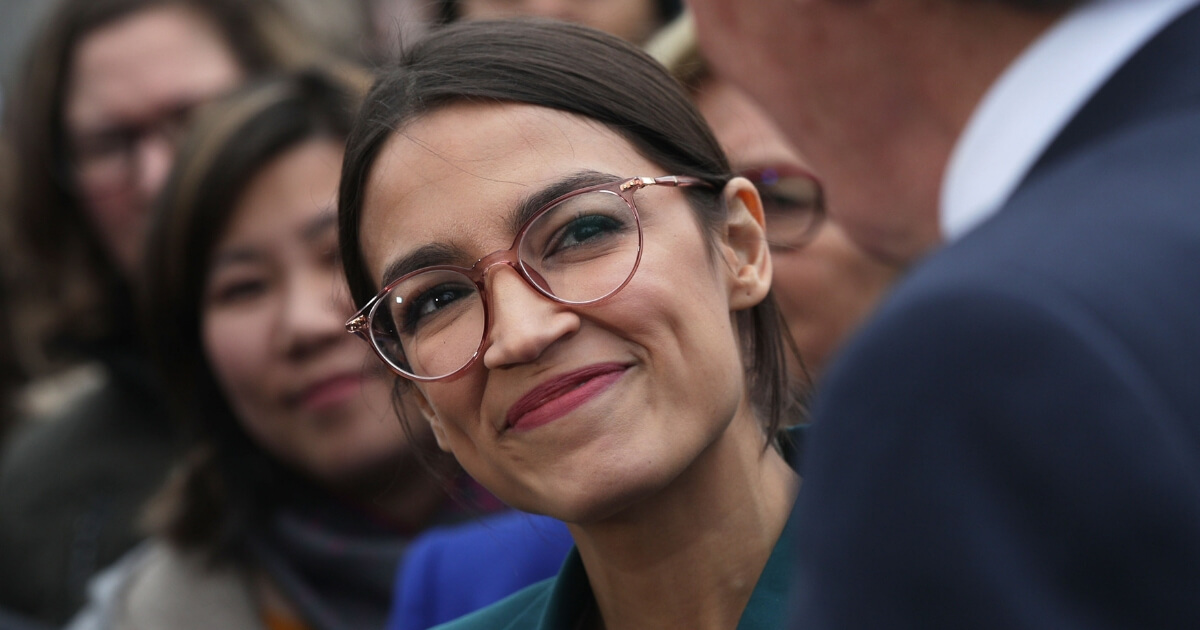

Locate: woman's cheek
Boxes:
[420,372,487,443]
[203,309,273,423]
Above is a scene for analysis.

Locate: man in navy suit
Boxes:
[688,0,1200,626]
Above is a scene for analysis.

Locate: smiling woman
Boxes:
[339,19,805,629]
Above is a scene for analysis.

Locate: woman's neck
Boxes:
[568,409,799,630]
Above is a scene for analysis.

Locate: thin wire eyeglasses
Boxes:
[346,175,713,382]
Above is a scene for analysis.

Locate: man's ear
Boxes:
[720,176,772,310]
[409,386,453,453]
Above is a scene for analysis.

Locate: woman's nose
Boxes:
[134,133,174,202]
[481,265,580,370]
[277,273,349,359]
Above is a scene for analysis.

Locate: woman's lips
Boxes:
[295,373,364,412]
[505,363,629,432]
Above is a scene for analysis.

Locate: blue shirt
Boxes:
[387,512,573,630]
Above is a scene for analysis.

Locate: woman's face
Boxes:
[358,103,770,522]
[695,78,898,378]
[64,5,244,280]
[458,0,659,43]
[203,139,407,485]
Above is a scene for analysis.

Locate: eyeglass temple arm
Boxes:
[347,285,390,335]
[346,314,369,334]
[619,175,711,192]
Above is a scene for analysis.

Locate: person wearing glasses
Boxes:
[339,19,805,629]
[647,12,899,379]
[0,0,326,625]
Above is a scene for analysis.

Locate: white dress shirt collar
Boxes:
[940,0,1199,241]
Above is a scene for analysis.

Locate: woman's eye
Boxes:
[403,283,473,331]
[72,128,134,161]
[209,279,267,305]
[550,214,623,253]
[761,191,817,215]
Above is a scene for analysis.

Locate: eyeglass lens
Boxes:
[69,103,196,189]
[368,188,640,379]
[747,168,824,250]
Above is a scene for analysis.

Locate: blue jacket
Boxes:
[386,512,572,630]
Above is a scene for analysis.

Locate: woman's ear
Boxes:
[409,386,454,453]
[720,176,772,310]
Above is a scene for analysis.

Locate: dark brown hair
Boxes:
[0,0,316,377]
[141,67,369,559]
[338,19,801,444]
[0,139,22,438]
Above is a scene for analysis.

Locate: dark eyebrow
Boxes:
[380,171,622,288]
[507,170,622,235]
[380,242,471,288]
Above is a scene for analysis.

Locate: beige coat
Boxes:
[67,542,262,630]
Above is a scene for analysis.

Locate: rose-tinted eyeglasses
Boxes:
[346,175,712,382]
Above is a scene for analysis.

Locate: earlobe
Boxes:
[410,386,454,452]
[721,177,773,311]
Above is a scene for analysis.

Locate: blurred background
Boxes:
[0,0,54,112]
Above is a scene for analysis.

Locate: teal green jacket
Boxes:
[433,427,804,630]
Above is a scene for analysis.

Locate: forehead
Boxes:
[359,102,657,279]
[219,140,342,249]
[64,5,243,130]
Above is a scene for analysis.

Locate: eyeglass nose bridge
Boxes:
[470,247,556,304]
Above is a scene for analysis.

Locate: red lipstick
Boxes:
[505,363,628,432]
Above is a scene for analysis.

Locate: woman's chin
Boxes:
[510,468,674,526]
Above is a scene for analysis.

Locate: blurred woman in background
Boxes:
[69,68,455,630]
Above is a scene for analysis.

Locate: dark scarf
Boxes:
[244,479,499,630]
[247,498,407,630]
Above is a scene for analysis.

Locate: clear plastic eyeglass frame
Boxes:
[346,175,713,382]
